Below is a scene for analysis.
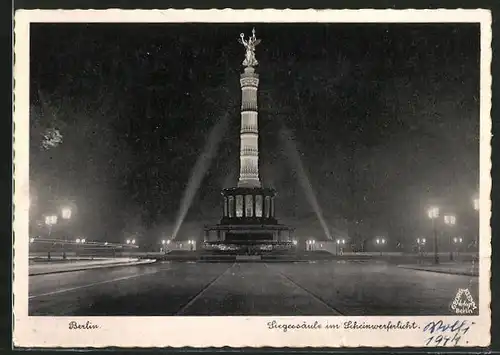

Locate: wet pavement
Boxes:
[29,260,479,316]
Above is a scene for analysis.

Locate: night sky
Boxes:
[29,23,480,246]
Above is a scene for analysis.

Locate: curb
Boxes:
[398,266,478,277]
[29,260,157,276]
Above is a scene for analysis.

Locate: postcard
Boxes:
[13,8,491,348]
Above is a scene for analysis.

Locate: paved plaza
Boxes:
[29,260,479,316]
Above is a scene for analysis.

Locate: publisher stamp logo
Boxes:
[451,288,477,314]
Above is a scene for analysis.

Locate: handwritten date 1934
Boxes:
[423,320,474,347]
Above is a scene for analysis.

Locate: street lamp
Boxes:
[336,238,345,256]
[416,237,426,260]
[453,237,463,257]
[427,206,440,264]
[61,207,72,220]
[45,215,57,224]
[44,215,58,237]
[376,237,386,255]
[444,214,456,261]
[444,215,456,225]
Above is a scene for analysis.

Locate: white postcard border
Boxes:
[13,8,492,348]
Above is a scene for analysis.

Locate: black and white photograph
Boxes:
[13,9,491,348]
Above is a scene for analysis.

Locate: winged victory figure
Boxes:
[239,28,261,67]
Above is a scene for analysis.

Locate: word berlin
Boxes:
[267,320,419,333]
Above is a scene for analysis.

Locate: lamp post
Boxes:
[444,214,456,261]
[375,237,386,256]
[44,215,58,237]
[427,206,440,264]
[453,237,463,257]
[75,238,81,258]
[416,238,426,263]
[336,239,345,256]
[43,215,58,260]
[61,207,73,258]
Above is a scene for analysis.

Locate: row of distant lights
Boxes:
[161,240,196,245]
[307,239,346,245]
[306,239,347,246]
[29,237,137,246]
[29,237,86,243]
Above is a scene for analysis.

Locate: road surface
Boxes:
[29,260,479,316]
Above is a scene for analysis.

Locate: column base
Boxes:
[237,179,261,188]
